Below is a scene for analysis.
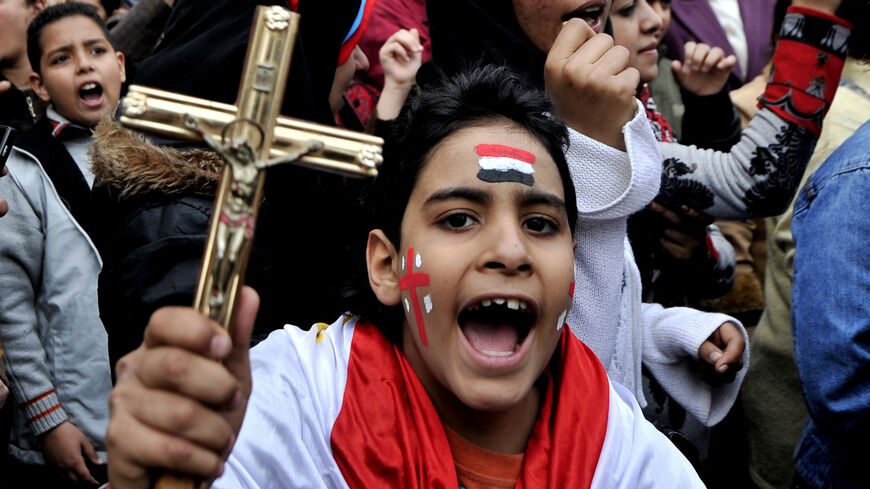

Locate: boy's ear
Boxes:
[29,73,50,103]
[116,51,126,83]
[366,229,401,307]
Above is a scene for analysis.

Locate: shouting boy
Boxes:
[105,67,704,488]
[0,3,125,486]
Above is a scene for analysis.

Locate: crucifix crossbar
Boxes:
[117,8,382,488]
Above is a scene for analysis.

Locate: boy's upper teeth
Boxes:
[83,83,97,90]
[473,297,529,311]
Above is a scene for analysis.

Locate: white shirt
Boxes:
[709,0,749,77]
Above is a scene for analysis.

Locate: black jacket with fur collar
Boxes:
[90,122,361,370]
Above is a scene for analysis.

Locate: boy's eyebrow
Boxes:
[45,39,107,58]
[422,187,566,212]
[423,187,492,206]
[521,190,567,212]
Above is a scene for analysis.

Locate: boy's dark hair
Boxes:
[27,2,113,75]
[343,65,577,342]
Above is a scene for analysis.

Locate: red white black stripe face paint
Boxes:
[475,144,536,186]
[557,282,575,331]
[400,247,432,347]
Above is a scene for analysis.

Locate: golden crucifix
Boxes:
[117,5,382,489]
[120,6,382,330]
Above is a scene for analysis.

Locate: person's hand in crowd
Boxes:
[42,421,104,486]
[545,18,639,152]
[672,41,737,96]
[376,28,424,120]
[697,321,745,386]
[0,80,10,94]
[647,201,712,261]
[106,287,259,489]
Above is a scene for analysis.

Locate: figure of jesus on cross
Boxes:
[183,114,322,309]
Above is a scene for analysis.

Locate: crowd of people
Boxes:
[0,0,867,488]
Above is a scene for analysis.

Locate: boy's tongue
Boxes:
[462,320,519,353]
[81,92,103,108]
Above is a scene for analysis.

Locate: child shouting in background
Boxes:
[0,3,125,486]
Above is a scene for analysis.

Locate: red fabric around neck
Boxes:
[330,322,610,488]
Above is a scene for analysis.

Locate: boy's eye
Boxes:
[523,216,559,234]
[440,213,477,230]
[91,46,107,55]
[50,54,69,65]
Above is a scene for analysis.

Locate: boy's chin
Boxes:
[456,385,535,414]
[69,108,109,127]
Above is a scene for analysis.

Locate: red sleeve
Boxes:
[758,6,852,136]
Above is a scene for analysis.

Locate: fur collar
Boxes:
[90,120,224,199]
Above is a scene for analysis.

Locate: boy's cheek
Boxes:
[398,247,434,347]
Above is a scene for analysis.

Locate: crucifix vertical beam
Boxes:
[153,7,298,489]
[192,6,297,329]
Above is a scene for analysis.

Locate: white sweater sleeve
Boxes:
[567,101,661,395]
[640,302,749,426]
[565,99,661,219]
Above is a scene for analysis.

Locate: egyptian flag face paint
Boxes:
[399,247,433,347]
[475,144,536,186]
[557,282,575,331]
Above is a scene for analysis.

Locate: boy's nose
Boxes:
[481,219,533,273]
[76,58,94,73]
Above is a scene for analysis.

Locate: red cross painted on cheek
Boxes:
[399,247,431,347]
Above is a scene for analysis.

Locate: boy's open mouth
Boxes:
[458,297,534,357]
[79,82,104,108]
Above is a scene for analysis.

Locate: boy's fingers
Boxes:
[70,455,99,485]
[690,44,710,70]
[393,30,423,52]
[660,238,692,260]
[718,54,738,71]
[683,41,697,68]
[698,340,724,366]
[383,43,410,62]
[82,436,102,465]
[648,201,681,224]
[702,47,725,71]
[225,286,258,388]
[137,346,240,406]
[108,408,225,482]
[700,322,745,373]
[594,44,632,77]
[144,307,230,360]
[548,18,599,64]
[124,387,236,453]
[716,322,746,369]
[612,65,640,93]
[408,27,422,46]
